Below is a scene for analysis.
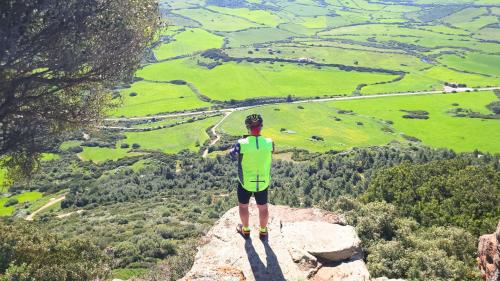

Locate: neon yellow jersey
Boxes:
[238,136,273,192]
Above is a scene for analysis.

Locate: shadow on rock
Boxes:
[245,238,286,281]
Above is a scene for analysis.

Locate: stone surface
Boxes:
[312,259,370,281]
[282,221,361,262]
[181,203,370,281]
[477,221,500,281]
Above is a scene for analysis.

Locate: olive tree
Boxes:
[0,0,159,179]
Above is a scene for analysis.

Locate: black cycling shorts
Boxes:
[237,183,268,205]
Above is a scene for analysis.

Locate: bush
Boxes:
[129,92,138,97]
[121,143,130,149]
[132,143,141,149]
[0,222,109,280]
[68,146,83,153]
[3,198,18,207]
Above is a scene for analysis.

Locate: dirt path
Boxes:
[104,87,500,123]
[57,210,83,219]
[202,111,234,158]
[26,195,66,221]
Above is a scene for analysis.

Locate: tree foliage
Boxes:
[0,0,159,179]
[363,158,500,235]
[0,221,109,281]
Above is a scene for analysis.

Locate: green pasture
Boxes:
[220,91,500,153]
[112,268,149,280]
[332,91,500,153]
[27,190,67,214]
[208,6,284,27]
[360,73,442,94]
[438,53,500,77]
[220,103,400,152]
[441,7,487,25]
[154,28,224,60]
[41,153,60,161]
[60,140,82,151]
[473,28,500,42]
[110,81,212,117]
[173,8,258,31]
[282,3,332,16]
[226,44,427,72]
[453,16,498,31]
[78,147,143,163]
[0,168,7,193]
[224,28,296,47]
[0,191,43,216]
[137,58,398,101]
[118,116,221,154]
[423,66,500,87]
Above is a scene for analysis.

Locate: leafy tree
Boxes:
[0,221,109,281]
[0,0,159,179]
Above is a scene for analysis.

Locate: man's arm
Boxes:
[229,142,240,160]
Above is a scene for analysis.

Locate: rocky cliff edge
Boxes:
[181,202,403,281]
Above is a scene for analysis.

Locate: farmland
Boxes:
[219,91,500,153]
[92,0,500,159]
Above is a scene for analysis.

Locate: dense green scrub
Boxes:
[12,143,497,280]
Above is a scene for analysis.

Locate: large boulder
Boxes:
[477,221,500,281]
[182,202,393,281]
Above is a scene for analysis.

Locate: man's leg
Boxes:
[239,203,250,228]
[237,184,252,229]
[257,204,269,229]
[255,189,269,230]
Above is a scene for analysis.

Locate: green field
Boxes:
[153,28,224,60]
[137,58,398,100]
[0,168,7,193]
[101,0,500,118]
[173,8,259,31]
[438,53,500,76]
[219,91,500,153]
[110,81,212,117]
[78,147,144,163]
[331,91,500,153]
[0,191,43,216]
[118,116,221,153]
[220,103,399,152]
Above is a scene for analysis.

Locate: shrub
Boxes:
[68,146,84,153]
[4,198,18,207]
[132,143,141,149]
[129,92,138,97]
[121,143,130,149]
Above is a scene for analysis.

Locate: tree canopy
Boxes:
[0,0,159,179]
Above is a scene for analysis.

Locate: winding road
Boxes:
[202,111,234,158]
[26,195,66,221]
[104,87,500,122]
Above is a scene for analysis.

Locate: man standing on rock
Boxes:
[230,114,274,239]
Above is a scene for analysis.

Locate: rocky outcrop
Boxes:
[182,202,402,281]
[478,221,500,281]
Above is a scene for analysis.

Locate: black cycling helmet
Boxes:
[245,114,263,128]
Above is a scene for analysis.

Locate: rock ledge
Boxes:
[182,203,402,281]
